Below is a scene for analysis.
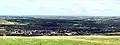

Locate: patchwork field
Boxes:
[0,36,120,45]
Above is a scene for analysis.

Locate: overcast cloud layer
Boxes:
[0,0,120,16]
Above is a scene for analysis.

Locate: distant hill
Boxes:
[0,16,35,19]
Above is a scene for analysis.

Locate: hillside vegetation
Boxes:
[0,20,17,25]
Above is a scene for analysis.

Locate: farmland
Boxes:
[0,36,120,45]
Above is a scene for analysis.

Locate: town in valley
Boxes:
[0,16,120,36]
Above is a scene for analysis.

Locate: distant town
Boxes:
[0,16,120,36]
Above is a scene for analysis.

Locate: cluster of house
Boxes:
[4,27,105,36]
[7,29,77,36]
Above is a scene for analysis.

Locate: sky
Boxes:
[0,0,120,16]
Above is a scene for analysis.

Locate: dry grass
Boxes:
[0,36,120,45]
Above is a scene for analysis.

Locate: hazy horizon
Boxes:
[0,0,120,16]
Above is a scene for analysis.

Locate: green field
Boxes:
[0,36,120,45]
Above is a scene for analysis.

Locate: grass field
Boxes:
[0,36,120,45]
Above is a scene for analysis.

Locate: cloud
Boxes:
[0,0,120,16]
